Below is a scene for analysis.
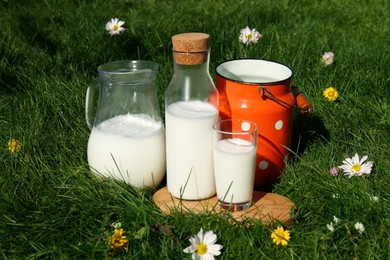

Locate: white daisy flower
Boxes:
[354,222,365,234]
[105,18,125,36]
[183,228,223,260]
[333,216,340,224]
[321,52,334,66]
[239,26,263,45]
[338,153,373,177]
[326,223,335,232]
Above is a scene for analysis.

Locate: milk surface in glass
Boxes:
[214,138,256,203]
[166,100,218,199]
[87,113,165,188]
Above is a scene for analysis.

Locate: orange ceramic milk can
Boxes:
[215,59,313,190]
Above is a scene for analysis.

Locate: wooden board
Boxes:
[153,187,295,225]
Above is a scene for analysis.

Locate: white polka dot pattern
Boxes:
[241,122,250,131]
[275,120,283,130]
[259,160,268,170]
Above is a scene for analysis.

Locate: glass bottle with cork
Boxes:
[165,32,219,200]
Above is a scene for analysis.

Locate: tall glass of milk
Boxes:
[213,119,258,211]
[165,33,219,200]
[85,60,166,188]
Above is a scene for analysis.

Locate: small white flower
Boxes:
[183,228,223,260]
[332,193,340,199]
[239,26,263,45]
[322,52,334,66]
[338,153,373,177]
[105,18,125,36]
[327,223,335,232]
[333,216,340,224]
[354,222,365,234]
[111,222,122,229]
[370,195,379,202]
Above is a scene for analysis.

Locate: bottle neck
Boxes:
[172,50,210,71]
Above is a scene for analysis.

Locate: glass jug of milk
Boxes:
[85,60,165,188]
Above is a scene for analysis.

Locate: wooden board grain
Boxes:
[153,187,295,225]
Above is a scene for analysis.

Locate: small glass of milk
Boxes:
[213,119,258,211]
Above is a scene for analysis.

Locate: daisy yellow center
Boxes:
[196,242,208,255]
[351,164,361,173]
[247,33,252,39]
[113,25,119,31]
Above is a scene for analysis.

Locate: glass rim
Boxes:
[98,60,159,74]
[215,58,293,85]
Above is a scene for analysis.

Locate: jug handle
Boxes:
[292,86,314,116]
[85,78,99,130]
[258,85,313,116]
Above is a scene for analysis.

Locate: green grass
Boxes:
[1,0,389,259]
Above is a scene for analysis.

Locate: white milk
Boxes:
[165,100,218,200]
[214,138,256,203]
[87,113,165,188]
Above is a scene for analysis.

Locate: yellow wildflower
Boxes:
[271,226,291,246]
[323,87,339,101]
[8,139,22,153]
[108,228,128,251]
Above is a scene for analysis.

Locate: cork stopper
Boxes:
[172,33,210,65]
